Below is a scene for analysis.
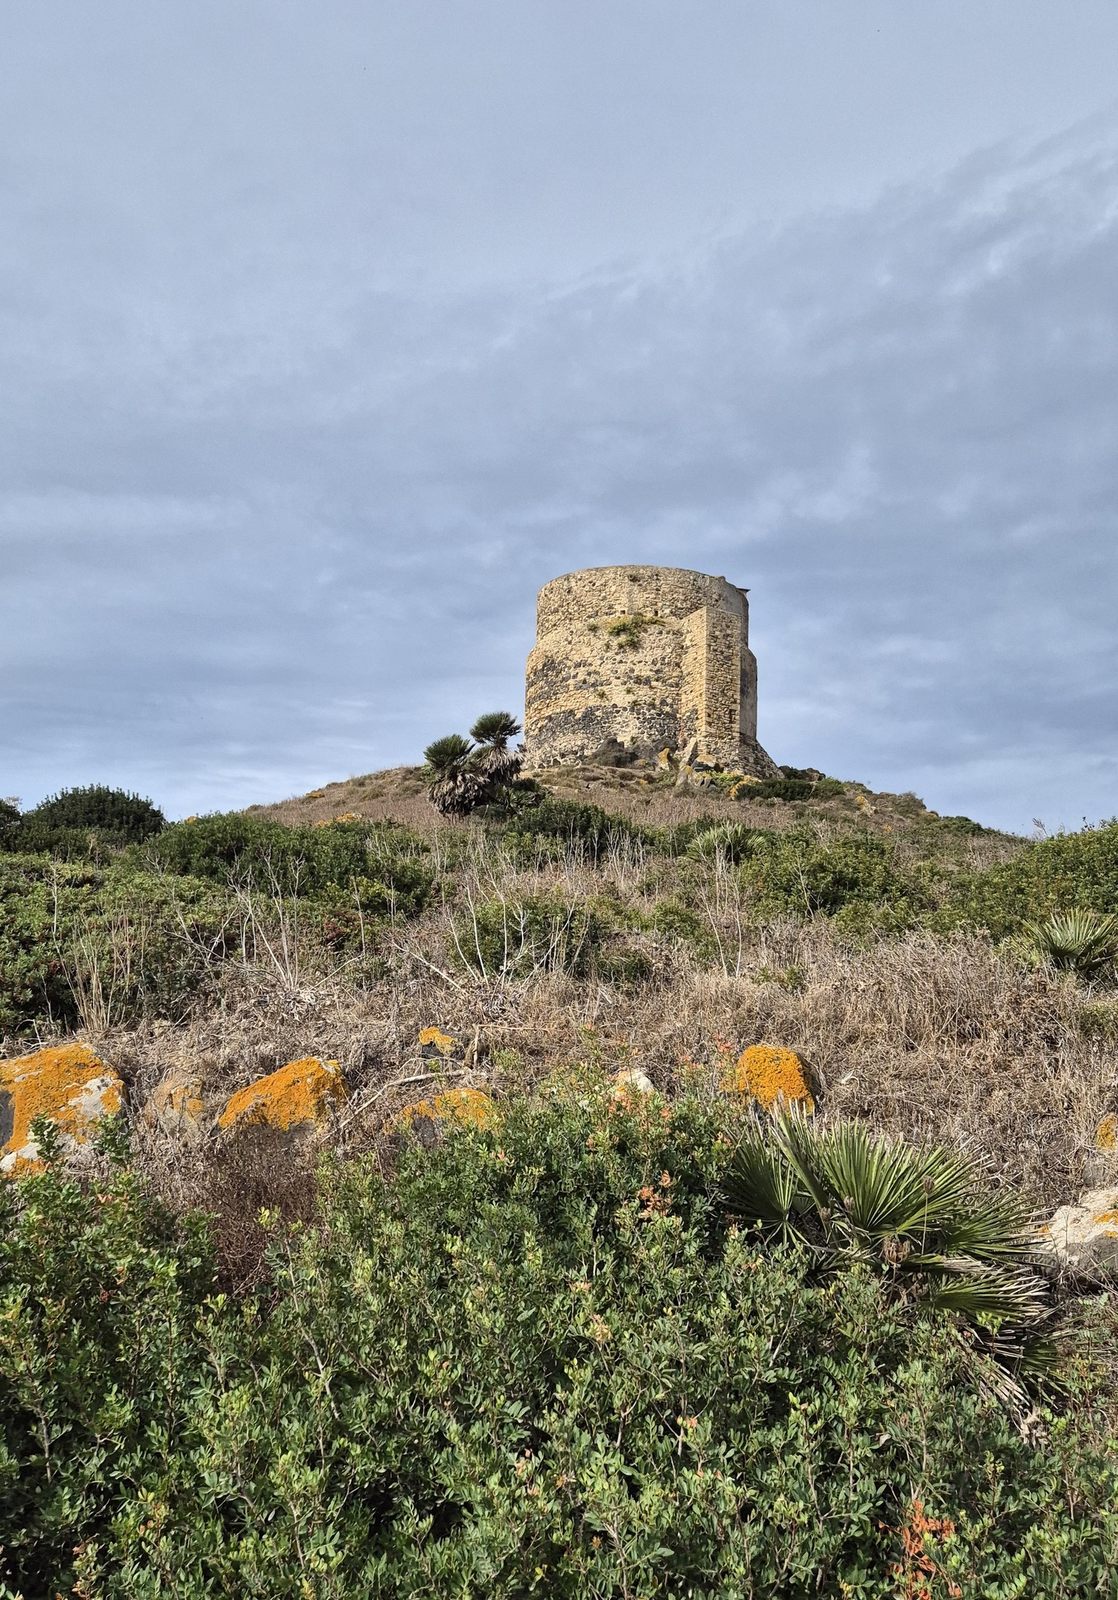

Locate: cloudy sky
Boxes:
[3,2,1117,832]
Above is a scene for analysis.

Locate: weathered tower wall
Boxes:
[524,565,777,772]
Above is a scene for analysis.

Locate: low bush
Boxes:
[452,891,623,980]
[738,776,846,803]
[0,855,234,1035]
[499,797,654,861]
[950,820,1118,940]
[1,1097,1115,1596]
[647,895,719,962]
[146,813,432,915]
[741,828,937,931]
[20,784,166,844]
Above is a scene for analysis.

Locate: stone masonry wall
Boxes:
[524,565,778,772]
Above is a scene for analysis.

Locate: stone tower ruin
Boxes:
[524,564,779,773]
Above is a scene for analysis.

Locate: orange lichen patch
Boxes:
[0,1043,124,1175]
[1091,1209,1118,1231]
[217,1057,346,1134]
[721,1044,815,1113]
[418,1026,459,1058]
[1096,1113,1118,1152]
[397,1088,498,1132]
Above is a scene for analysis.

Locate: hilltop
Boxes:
[250,758,1014,852]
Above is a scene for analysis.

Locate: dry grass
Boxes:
[108,896,1112,1227]
[18,766,1104,1270]
[250,760,1019,849]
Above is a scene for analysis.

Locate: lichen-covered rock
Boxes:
[1083,1112,1118,1187]
[395,1087,497,1133]
[0,1042,124,1175]
[1042,1187,1118,1277]
[144,1070,206,1143]
[418,1026,460,1061]
[721,1044,815,1113]
[217,1057,346,1135]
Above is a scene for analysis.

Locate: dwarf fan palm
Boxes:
[1026,909,1118,981]
[721,1109,1060,1411]
[469,711,523,788]
[423,734,487,817]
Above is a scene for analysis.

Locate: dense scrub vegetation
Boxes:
[3,1093,1116,1597]
[2,775,1118,1592]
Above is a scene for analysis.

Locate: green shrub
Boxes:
[742,828,936,930]
[740,776,846,803]
[647,896,719,962]
[453,892,620,980]
[951,821,1118,940]
[499,798,654,861]
[1,1098,1115,1596]
[0,855,234,1034]
[22,784,165,843]
[0,821,135,861]
[146,813,432,915]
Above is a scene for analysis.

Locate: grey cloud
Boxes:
[4,114,1118,831]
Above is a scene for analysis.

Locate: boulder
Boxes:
[0,1042,124,1175]
[143,1069,206,1144]
[720,1044,815,1113]
[418,1026,461,1062]
[1042,1188,1118,1278]
[1082,1112,1118,1188]
[394,1087,497,1135]
[217,1056,346,1136]
[611,1066,656,1099]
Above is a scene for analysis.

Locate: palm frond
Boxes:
[1025,909,1118,979]
[720,1127,809,1229]
[813,1124,973,1243]
[924,1261,1049,1324]
[423,734,474,774]
[469,711,521,748]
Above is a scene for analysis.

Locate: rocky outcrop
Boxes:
[1043,1188,1118,1278]
[394,1088,497,1134]
[720,1045,816,1113]
[0,1042,124,1174]
[218,1057,347,1136]
[143,1069,206,1144]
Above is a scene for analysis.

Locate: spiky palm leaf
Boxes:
[719,1124,813,1232]
[1026,909,1118,980]
[686,822,758,864]
[424,734,473,774]
[469,711,521,748]
[721,1108,1059,1411]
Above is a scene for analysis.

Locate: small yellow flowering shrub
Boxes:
[721,1044,815,1113]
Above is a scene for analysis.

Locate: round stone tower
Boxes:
[524,564,778,772]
